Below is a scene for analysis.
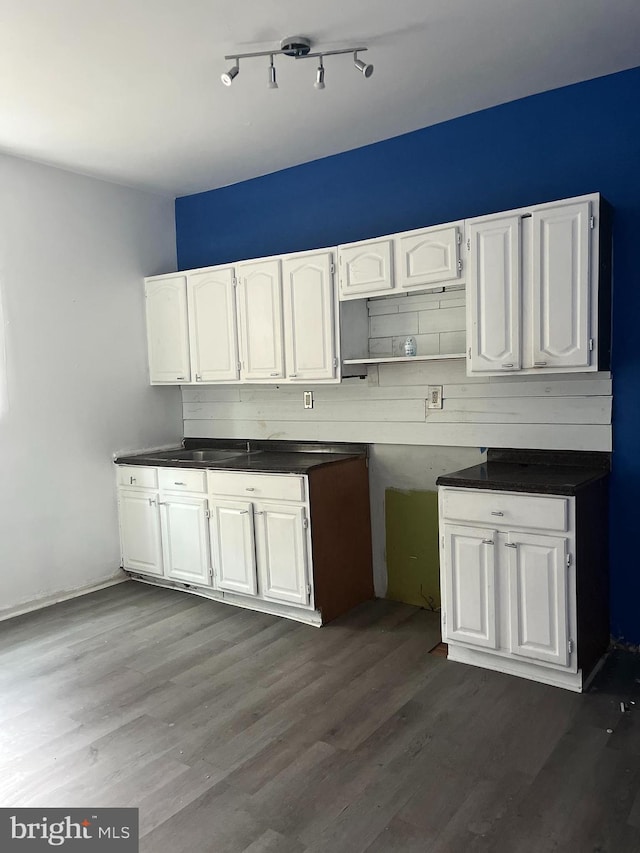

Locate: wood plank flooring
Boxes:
[2,581,640,852]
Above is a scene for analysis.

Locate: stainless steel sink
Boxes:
[168,449,246,462]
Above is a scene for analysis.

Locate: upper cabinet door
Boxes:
[442,524,497,649]
[397,223,463,291]
[531,200,591,370]
[145,275,191,383]
[467,215,521,374]
[338,238,394,299]
[282,251,336,381]
[187,267,239,383]
[237,259,285,381]
[507,533,569,666]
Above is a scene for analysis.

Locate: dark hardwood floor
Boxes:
[2,581,640,852]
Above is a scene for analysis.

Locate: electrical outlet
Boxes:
[427,385,443,410]
[303,391,314,409]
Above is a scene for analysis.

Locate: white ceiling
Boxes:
[1,0,639,197]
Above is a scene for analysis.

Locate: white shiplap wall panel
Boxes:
[182,289,612,452]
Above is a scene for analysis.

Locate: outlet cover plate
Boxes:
[427,386,443,410]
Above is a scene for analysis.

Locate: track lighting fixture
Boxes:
[221,36,373,91]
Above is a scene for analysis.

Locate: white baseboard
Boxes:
[0,573,129,623]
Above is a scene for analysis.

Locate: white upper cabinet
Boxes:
[466,192,605,377]
[338,238,394,299]
[145,275,191,383]
[467,215,521,373]
[397,222,464,291]
[282,250,336,381]
[237,258,285,381]
[531,200,591,371]
[187,266,239,382]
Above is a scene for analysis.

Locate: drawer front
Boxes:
[117,466,158,489]
[208,471,305,502]
[158,468,207,493]
[440,488,568,532]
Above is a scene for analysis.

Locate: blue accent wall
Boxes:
[176,65,640,643]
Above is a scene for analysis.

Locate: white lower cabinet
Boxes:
[118,467,212,587]
[255,503,309,606]
[439,486,582,691]
[209,500,258,596]
[160,494,211,586]
[118,488,164,576]
[117,456,374,626]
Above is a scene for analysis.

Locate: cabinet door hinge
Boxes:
[237,361,242,372]
[209,567,213,578]
[306,583,311,597]
[466,238,471,251]
[457,231,462,245]
[589,338,594,351]
[568,639,574,654]
[332,356,338,368]
[566,553,572,567]
[590,215,595,230]
[441,535,445,549]
[457,259,463,272]
[442,610,446,627]
[232,277,238,287]
[468,347,471,359]
[204,509,211,519]
[330,262,335,275]
[302,517,309,529]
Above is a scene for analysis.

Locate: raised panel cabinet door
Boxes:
[160,495,211,586]
[398,223,463,290]
[338,238,394,299]
[237,259,284,380]
[118,489,163,576]
[442,524,497,649]
[282,251,336,381]
[507,533,569,666]
[255,504,310,606]
[144,276,191,383]
[467,215,521,374]
[209,500,257,596]
[187,267,240,382]
[531,200,591,370]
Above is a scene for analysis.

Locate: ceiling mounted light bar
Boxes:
[221,36,373,89]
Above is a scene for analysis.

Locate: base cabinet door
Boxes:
[160,495,211,586]
[118,489,163,576]
[255,504,310,606]
[507,533,569,666]
[442,524,497,649]
[210,500,258,596]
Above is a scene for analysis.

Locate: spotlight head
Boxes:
[314,62,325,90]
[268,59,278,89]
[354,56,374,78]
[221,63,239,86]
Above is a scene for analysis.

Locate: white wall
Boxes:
[0,154,182,618]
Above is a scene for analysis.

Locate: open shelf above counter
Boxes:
[343,353,466,365]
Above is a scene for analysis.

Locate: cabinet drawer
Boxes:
[117,466,158,489]
[208,471,305,502]
[158,468,206,493]
[440,489,568,532]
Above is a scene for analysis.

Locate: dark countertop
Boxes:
[115,440,367,475]
[436,448,610,496]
